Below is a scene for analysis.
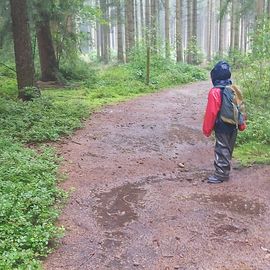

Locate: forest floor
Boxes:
[43,81,270,270]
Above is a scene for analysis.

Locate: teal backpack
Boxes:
[218,85,245,126]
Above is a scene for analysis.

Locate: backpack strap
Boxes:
[215,85,225,122]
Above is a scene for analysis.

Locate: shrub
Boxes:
[0,139,64,269]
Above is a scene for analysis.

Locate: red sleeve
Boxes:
[203,88,222,137]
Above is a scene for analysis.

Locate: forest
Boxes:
[0,0,270,269]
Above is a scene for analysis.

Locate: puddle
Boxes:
[94,183,146,230]
[185,193,266,216]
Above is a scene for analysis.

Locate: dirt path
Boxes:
[44,81,270,270]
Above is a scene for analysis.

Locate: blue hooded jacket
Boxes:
[210,61,236,133]
[211,61,232,87]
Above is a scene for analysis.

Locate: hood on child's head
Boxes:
[211,60,232,86]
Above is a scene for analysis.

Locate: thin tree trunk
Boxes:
[125,2,129,61]
[96,0,101,60]
[187,0,193,63]
[128,0,135,49]
[10,0,35,100]
[176,0,183,62]
[230,0,235,51]
[192,0,198,64]
[165,0,170,58]
[233,0,240,50]
[150,0,157,51]
[135,0,139,44]
[192,0,197,38]
[145,0,150,46]
[117,0,124,62]
[100,0,109,63]
[207,0,213,61]
[256,0,265,16]
[140,0,144,41]
[125,0,135,61]
[219,0,225,56]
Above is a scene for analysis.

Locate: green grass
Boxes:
[234,143,270,166]
[0,62,206,269]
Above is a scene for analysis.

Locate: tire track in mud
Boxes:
[44,81,270,270]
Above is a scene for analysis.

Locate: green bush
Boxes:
[233,17,270,165]
[127,45,207,87]
[0,96,89,143]
[60,58,98,83]
[0,139,64,269]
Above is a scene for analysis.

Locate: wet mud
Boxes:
[44,81,270,270]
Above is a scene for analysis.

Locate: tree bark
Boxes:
[135,0,139,44]
[128,0,135,50]
[100,0,109,63]
[140,0,144,41]
[150,0,157,51]
[187,0,193,63]
[9,0,35,100]
[230,0,235,51]
[96,0,101,60]
[207,0,213,61]
[176,0,183,62]
[145,0,150,46]
[256,0,265,16]
[125,0,135,61]
[117,0,124,62]
[219,0,225,55]
[165,0,170,58]
[36,11,59,81]
[233,0,240,50]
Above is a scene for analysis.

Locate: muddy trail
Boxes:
[44,81,270,270]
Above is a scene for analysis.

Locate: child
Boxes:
[203,61,246,184]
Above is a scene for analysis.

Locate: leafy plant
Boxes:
[0,139,65,269]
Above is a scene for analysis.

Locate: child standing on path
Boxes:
[203,61,246,184]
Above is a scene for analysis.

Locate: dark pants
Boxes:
[214,129,237,178]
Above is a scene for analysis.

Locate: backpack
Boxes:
[218,85,246,126]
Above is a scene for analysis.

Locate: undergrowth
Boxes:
[0,139,65,269]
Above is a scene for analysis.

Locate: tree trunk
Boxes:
[150,0,157,51]
[191,0,198,64]
[128,0,135,50]
[233,0,240,50]
[219,0,225,55]
[187,0,193,63]
[145,0,150,46]
[135,0,139,44]
[256,0,265,16]
[9,0,35,100]
[207,0,213,61]
[117,0,124,63]
[36,12,59,81]
[100,0,109,63]
[165,0,170,58]
[230,0,235,51]
[125,0,135,61]
[176,0,183,62]
[140,0,144,41]
[192,0,197,38]
[96,0,101,60]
